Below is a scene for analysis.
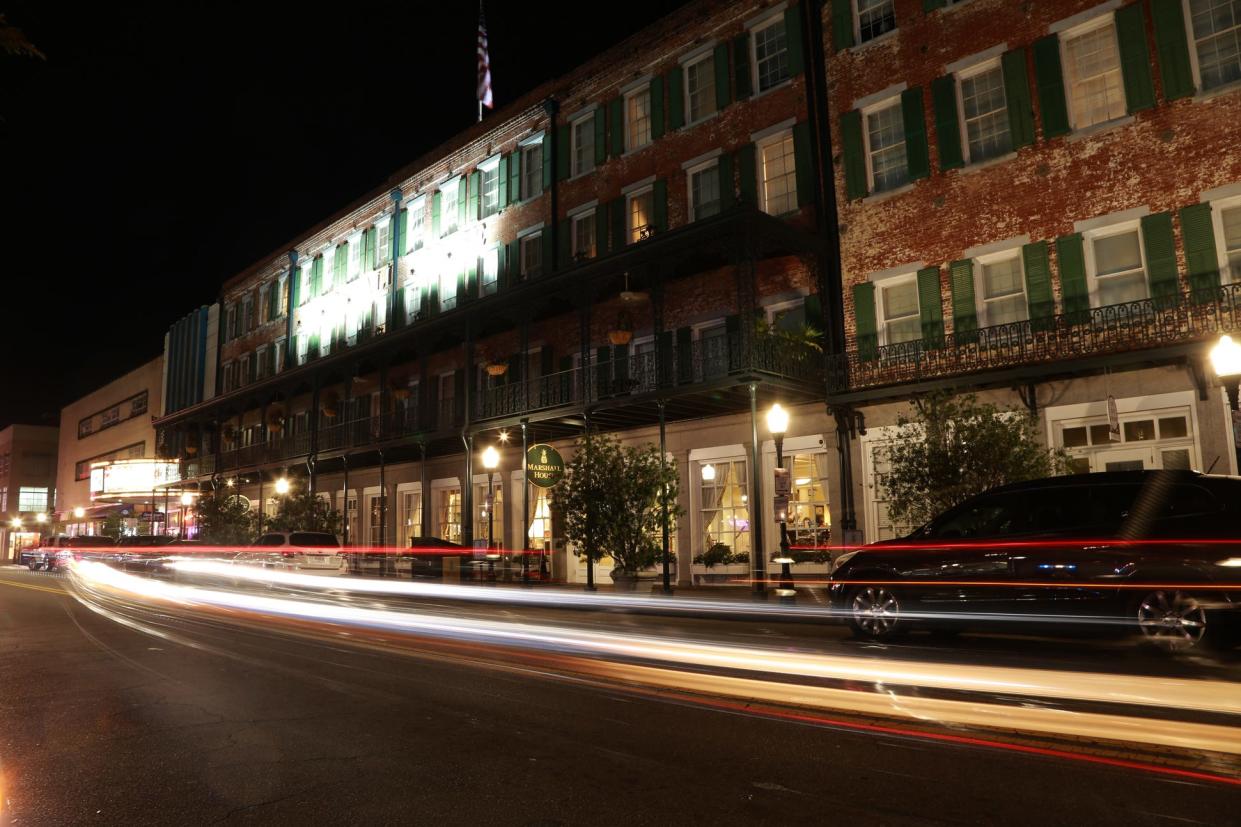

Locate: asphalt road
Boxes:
[1,568,1238,826]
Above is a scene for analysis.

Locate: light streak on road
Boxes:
[63,560,1241,772]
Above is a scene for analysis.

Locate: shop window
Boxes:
[698,459,750,565]
[438,488,462,544]
[400,491,422,542]
[784,452,832,549]
[474,479,504,547]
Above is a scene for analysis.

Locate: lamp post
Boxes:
[180,492,194,539]
[1210,334,1241,411]
[482,445,499,581]
[766,403,795,599]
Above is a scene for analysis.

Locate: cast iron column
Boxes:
[749,382,766,597]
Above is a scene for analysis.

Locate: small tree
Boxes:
[196,486,256,545]
[265,488,341,536]
[879,391,1070,528]
[100,513,124,540]
[552,432,682,575]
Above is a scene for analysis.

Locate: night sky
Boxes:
[1,1,681,428]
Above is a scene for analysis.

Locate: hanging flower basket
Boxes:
[185,445,198,457]
[608,309,634,345]
[392,386,411,401]
[322,391,339,419]
[485,362,509,377]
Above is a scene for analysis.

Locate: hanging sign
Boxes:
[526,444,565,488]
[773,466,791,496]
[1107,395,1121,442]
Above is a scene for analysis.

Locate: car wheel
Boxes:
[1134,590,1208,651]
[847,585,903,640]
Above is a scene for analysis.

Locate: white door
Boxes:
[1094,446,1157,472]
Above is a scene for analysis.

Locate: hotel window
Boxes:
[407,196,426,252]
[698,459,750,565]
[572,210,596,260]
[759,130,797,216]
[521,141,543,200]
[864,100,908,193]
[376,219,391,267]
[876,275,921,345]
[442,180,460,235]
[785,452,832,550]
[627,187,654,243]
[625,87,651,150]
[18,487,48,513]
[480,159,500,218]
[438,487,462,544]
[1188,0,1241,90]
[685,51,717,123]
[1087,226,1148,306]
[480,247,499,296]
[473,479,504,546]
[242,294,255,331]
[400,491,422,541]
[976,253,1028,326]
[520,231,543,277]
[255,346,268,380]
[958,62,1010,163]
[856,0,896,44]
[439,267,458,312]
[348,234,362,281]
[1057,406,1197,473]
[1062,18,1126,130]
[752,15,790,93]
[687,160,721,221]
[571,113,595,177]
[1215,202,1241,285]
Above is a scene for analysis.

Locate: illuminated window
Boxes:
[1063,19,1125,130]
[687,159,721,221]
[442,179,460,235]
[752,16,789,93]
[18,487,48,513]
[407,196,426,253]
[759,130,796,215]
[571,210,596,260]
[480,160,500,218]
[571,113,595,177]
[437,488,462,544]
[400,491,422,540]
[864,100,907,193]
[958,62,1010,163]
[627,188,654,243]
[697,458,750,565]
[685,52,716,123]
[625,87,651,150]
[784,452,832,550]
[520,232,543,277]
[521,141,543,201]
[376,219,391,267]
[1189,0,1241,90]
[480,247,499,296]
[474,478,504,546]
[856,0,896,43]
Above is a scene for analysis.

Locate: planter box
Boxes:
[690,563,749,586]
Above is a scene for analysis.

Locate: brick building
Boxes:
[156,0,836,586]
[823,0,1241,540]
[0,425,58,562]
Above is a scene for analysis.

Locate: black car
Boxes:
[22,535,117,571]
[396,537,469,580]
[828,470,1241,650]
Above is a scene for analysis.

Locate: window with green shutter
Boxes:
[607,96,623,157]
[901,88,930,181]
[457,177,468,228]
[467,170,480,221]
[1056,233,1090,323]
[839,110,867,200]
[852,281,878,360]
[733,33,753,99]
[1151,0,1195,99]
[1180,203,1222,302]
[1033,34,1070,139]
[832,0,855,52]
[931,75,963,172]
[497,155,509,209]
[784,5,804,77]
[1002,48,1035,149]
[667,68,684,130]
[713,42,731,111]
[918,266,945,346]
[736,143,757,207]
[431,191,442,237]
[792,121,814,208]
[948,259,978,342]
[1115,2,1155,113]
[1141,211,1180,308]
[649,76,665,139]
[1022,241,1055,330]
[333,244,347,289]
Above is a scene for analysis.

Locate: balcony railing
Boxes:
[827,282,1241,394]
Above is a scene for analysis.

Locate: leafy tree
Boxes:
[552,432,681,575]
[264,488,341,536]
[878,391,1070,529]
[195,486,256,545]
[99,513,124,540]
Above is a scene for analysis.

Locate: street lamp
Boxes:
[766,403,795,599]
[73,506,85,519]
[35,512,47,524]
[10,518,20,530]
[481,446,500,581]
[1210,334,1241,411]
[274,477,291,495]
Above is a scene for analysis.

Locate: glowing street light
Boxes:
[9,518,21,530]
[1210,334,1241,411]
[73,506,86,519]
[180,493,194,507]
[35,512,47,524]
[767,403,794,599]
[701,463,716,482]
[274,477,291,495]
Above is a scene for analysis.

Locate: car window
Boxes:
[929,495,1024,539]
[290,532,339,548]
[257,534,285,546]
[1014,487,1100,535]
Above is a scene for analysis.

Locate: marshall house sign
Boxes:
[526,444,565,488]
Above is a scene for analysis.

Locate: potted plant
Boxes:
[322,391,339,418]
[608,309,634,346]
[693,542,732,569]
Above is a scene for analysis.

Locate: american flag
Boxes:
[477,4,493,113]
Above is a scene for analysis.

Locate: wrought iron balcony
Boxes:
[827,282,1241,395]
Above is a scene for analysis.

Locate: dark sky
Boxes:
[0,0,681,428]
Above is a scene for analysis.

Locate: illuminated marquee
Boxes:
[90,459,183,500]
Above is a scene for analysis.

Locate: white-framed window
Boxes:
[480,246,500,296]
[751,14,790,93]
[277,274,288,317]
[273,337,286,375]
[18,487,48,513]
[687,159,721,221]
[480,157,500,219]
[571,209,596,259]
[521,139,544,201]
[1050,394,1200,474]
[1186,0,1241,91]
[1061,15,1126,130]
[376,219,391,268]
[684,51,717,124]
[625,87,652,150]
[1215,199,1241,284]
[242,294,255,331]
[442,178,460,235]
[957,60,1011,163]
[758,129,796,216]
[399,488,423,540]
[695,456,751,565]
[627,187,655,243]
[874,272,921,345]
[520,231,543,277]
[440,266,458,311]
[255,345,268,380]
[975,251,1028,326]
[347,232,362,281]
[863,98,908,193]
[856,0,897,44]
[1085,223,1148,307]
[571,112,595,177]
[407,196,426,253]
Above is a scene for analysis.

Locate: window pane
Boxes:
[1123,419,1156,441]
[1062,426,1089,447]
[1094,231,1141,275]
[687,56,717,122]
[481,248,499,296]
[760,134,797,215]
[754,19,789,92]
[1189,0,1241,90]
[1222,206,1241,286]
[1089,423,1114,444]
[626,90,651,149]
[629,191,654,242]
[867,103,908,192]
[1158,416,1188,439]
[698,459,750,564]
[982,256,1027,325]
[573,117,595,176]
[883,280,919,318]
[1064,23,1126,129]
[691,164,721,220]
[522,144,543,199]
[858,0,896,43]
[481,165,499,218]
[960,66,1011,162]
[1162,448,1192,470]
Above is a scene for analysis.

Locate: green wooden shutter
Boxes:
[609,197,625,253]
[1033,35,1070,139]
[593,110,606,167]
[714,42,731,111]
[736,143,757,207]
[556,124,570,181]
[1056,233,1090,323]
[467,170,480,221]
[653,178,668,233]
[508,151,522,203]
[924,0,947,9]
[290,266,302,309]
[310,255,321,297]
[1022,241,1055,330]
[333,245,346,288]
[1115,2,1155,113]
[718,152,735,211]
[853,282,878,361]
[733,33,753,99]
[364,228,376,272]
[918,266,946,346]
[676,327,693,384]
[557,218,571,268]
[840,110,868,199]
[650,76,665,139]
[792,121,814,208]
[431,191,442,237]
[466,258,478,298]
[1180,203,1222,302]
[902,88,930,181]
[1142,211,1180,308]
[1151,0,1195,100]
[457,177,468,228]
[1001,48,1035,149]
[803,293,824,333]
[785,4,805,76]
[542,136,553,189]
[507,239,521,282]
[931,75,963,171]
[397,208,408,255]
[607,97,622,158]
[948,260,978,342]
[832,0,855,52]
[667,68,684,130]
[497,155,509,210]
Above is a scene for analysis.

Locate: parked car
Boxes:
[394,537,468,580]
[828,470,1241,650]
[22,535,117,571]
[234,531,344,575]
